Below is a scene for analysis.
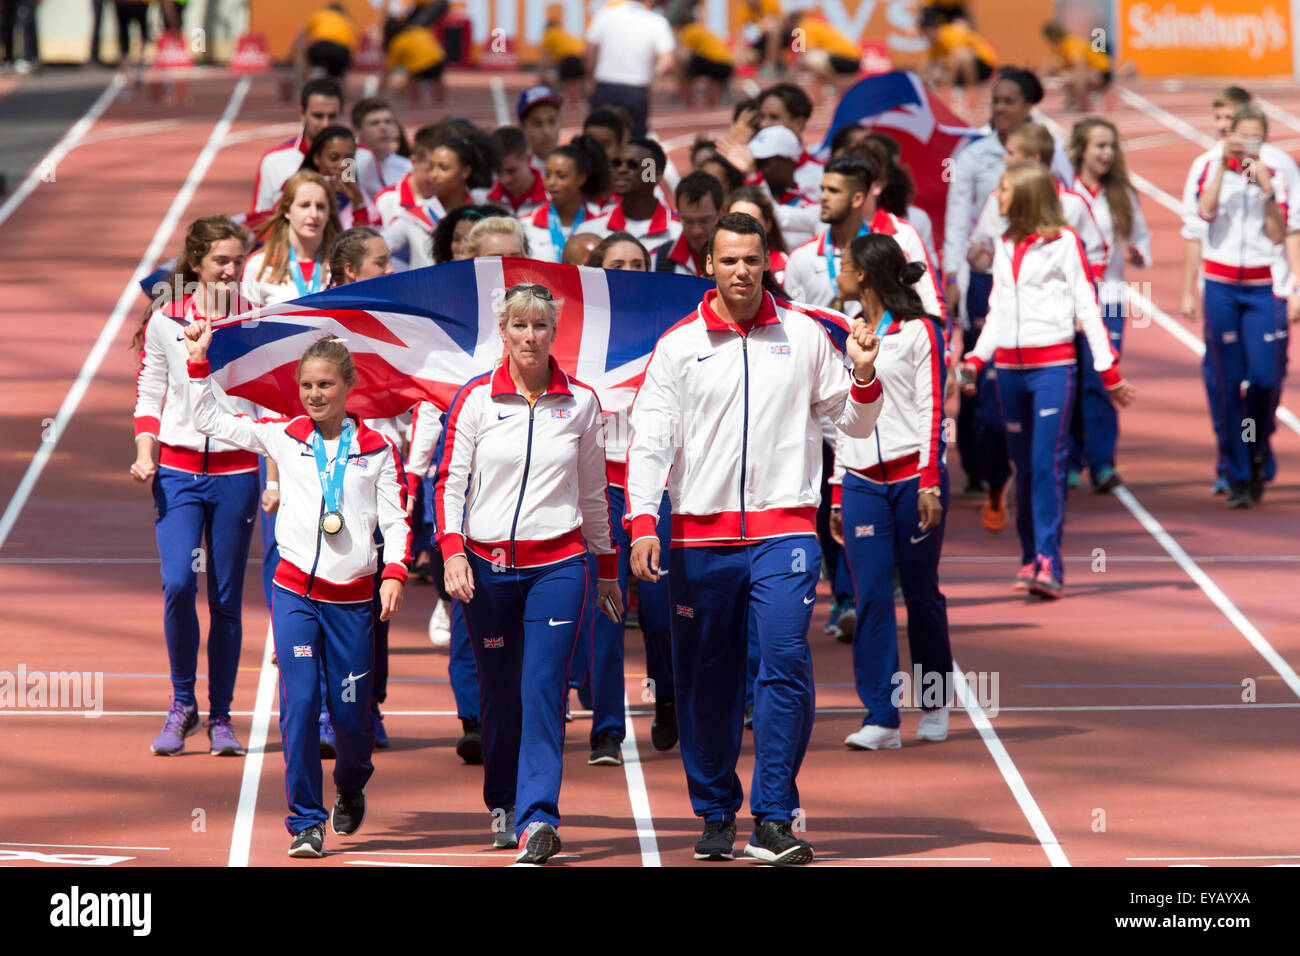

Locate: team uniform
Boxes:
[963,228,1123,585]
[355,145,413,208]
[740,176,821,250]
[1185,147,1293,493]
[679,21,734,82]
[134,297,261,750]
[434,360,617,845]
[241,249,331,308]
[375,174,446,271]
[653,234,707,277]
[783,209,947,318]
[542,24,586,81]
[521,202,601,264]
[625,290,884,835]
[252,135,310,214]
[574,199,683,255]
[387,24,446,82]
[1070,175,1151,482]
[302,8,354,77]
[830,311,951,735]
[186,359,411,839]
[792,14,861,74]
[484,167,550,219]
[929,21,998,84]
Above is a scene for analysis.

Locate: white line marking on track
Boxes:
[227,622,277,867]
[619,690,661,867]
[345,860,453,867]
[0,73,125,231]
[1128,854,1300,861]
[951,653,1069,867]
[0,77,251,553]
[490,75,510,127]
[1118,89,1216,149]
[1111,486,1300,700]
[1253,97,1300,135]
[0,841,169,851]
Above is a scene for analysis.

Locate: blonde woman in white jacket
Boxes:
[184,325,410,860]
[959,163,1135,599]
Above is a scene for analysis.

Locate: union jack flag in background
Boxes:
[208,259,857,421]
[817,71,982,260]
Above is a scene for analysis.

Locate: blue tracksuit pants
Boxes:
[581,486,673,745]
[152,468,258,718]
[272,585,375,834]
[463,552,587,838]
[669,535,820,823]
[840,471,953,727]
[995,365,1076,581]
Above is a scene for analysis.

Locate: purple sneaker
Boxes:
[206,715,246,756]
[151,698,199,755]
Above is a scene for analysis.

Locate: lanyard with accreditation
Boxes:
[824,221,872,282]
[313,418,354,535]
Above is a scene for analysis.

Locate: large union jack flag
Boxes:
[206,259,857,421]
[817,71,981,262]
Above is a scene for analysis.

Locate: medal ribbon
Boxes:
[287,251,323,298]
[312,418,354,519]
[547,202,586,254]
[824,221,872,283]
[874,309,895,338]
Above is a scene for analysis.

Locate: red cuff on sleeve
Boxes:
[187,359,211,379]
[438,532,466,562]
[920,465,941,490]
[405,471,420,496]
[596,550,619,580]
[628,514,658,542]
[133,416,161,438]
[1099,366,1123,389]
[742,171,762,186]
[830,484,842,507]
[1089,263,1106,281]
[850,376,882,404]
[963,354,985,375]
[381,562,408,584]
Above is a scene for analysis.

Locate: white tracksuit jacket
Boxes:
[625,290,884,547]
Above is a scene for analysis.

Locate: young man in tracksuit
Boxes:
[626,213,885,865]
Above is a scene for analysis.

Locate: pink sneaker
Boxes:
[1030,563,1063,599]
[1012,562,1037,591]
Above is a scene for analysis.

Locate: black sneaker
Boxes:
[1226,482,1253,509]
[1248,456,1265,504]
[456,717,483,764]
[588,731,623,765]
[745,820,814,865]
[650,699,678,751]
[694,819,737,860]
[288,823,325,858]
[331,788,366,836]
[515,821,561,864]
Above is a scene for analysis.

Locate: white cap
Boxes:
[749,125,803,162]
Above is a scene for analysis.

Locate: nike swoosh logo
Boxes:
[910,533,931,544]
[548,618,574,626]
[498,412,517,420]
[1038,408,1059,417]
[696,353,717,362]
[245,515,255,524]
[344,670,370,683]
[802,595,815,605]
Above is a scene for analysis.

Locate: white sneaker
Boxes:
[428,598,451,648]
[844,724,902,750]
[916,709,949,742]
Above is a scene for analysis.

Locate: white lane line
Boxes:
[0,73,125,230]
[1254,97,1300,135]
[950,654,1069,867]
[1118,89,1216,149]
[826,856,993,862]
[227,622,277,867]
[619,690,661,867]
[345,860,454,867]
[490,75,510,127]
[0,77,251,553]
[0,841,169,851]
[1112,485,1300,700]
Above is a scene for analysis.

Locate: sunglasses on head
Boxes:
[504,283,555,302]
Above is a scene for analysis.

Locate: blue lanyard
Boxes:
[547,203,586,256]
[824,222,872,282]
[874,309,895,338]
[287,252,323,298]
[311,418,354,516]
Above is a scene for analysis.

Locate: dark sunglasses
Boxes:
[504,283,555,302]
[609,158,640,169]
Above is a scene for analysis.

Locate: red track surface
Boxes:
[1,69,1297,869]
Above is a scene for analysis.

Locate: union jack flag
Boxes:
[205,259,855,420]
[816,71,981,261]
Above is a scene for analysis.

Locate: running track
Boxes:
[0,68,1297,868]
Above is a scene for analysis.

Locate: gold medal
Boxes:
[320,511,344,535]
